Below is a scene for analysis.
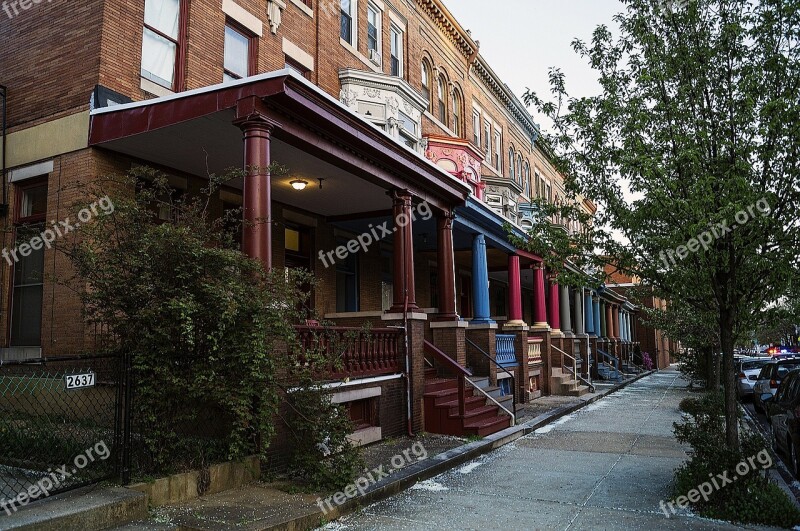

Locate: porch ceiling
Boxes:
[94,110,391,216]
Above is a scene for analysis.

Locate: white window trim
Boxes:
[341,0,358,48]
[389,23,404,77]
[367,2,382,63]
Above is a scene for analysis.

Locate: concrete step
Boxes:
[566,385,592,397]
[0,485,146,531]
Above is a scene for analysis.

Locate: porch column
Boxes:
[548,276,561,333]
[593,298,601,337]
[436,211,458,321]
[559,285,572,334]
[471,234,493,324]
[599,301,607,337]
[234,111,279,271]
[506,255,525,326]
[614,306,621,339]
[574,289,585,336]
[389,190,419,312]
[585,291,595,335]
[606,303,615,339]
[532,264,548,328]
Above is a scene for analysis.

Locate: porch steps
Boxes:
[550,368,591,397]
[422,375,512,437]
[597,362,622,382]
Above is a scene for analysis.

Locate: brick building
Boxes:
[0,0,658,443]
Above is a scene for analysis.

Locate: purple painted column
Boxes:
[548,276,561,332]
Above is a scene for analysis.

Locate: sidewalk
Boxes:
[113,372,652,530]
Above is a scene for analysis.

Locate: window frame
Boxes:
[141,0,189,91]
[340,0,357,47]
[472,110,481,147]
[223,19,258,82]
[366,3,381,61]
[494,132,502,171]
[389,24,403,77]
[451,89,462,137]
[483,120,491,156]
[508,148,515,181]
[421,60,432,111]
[437,75,448,126]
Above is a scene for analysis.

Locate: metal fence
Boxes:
[0,355,122,502]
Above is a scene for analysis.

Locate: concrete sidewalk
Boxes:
[113,372,653,530]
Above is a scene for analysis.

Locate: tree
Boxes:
[521,0,800,451]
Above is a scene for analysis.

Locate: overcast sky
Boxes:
[447,0,625,132]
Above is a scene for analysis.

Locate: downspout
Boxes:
[1,85,7,209]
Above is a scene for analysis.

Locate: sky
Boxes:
[446,0,625,132]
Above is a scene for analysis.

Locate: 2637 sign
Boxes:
[65,372,96,390]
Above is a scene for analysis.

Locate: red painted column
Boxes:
[507,255,524,325]
[532,264,548,327]
[234,112,278,271]
[436,211,458,320]
[548,275,561,331]
[606,304,615,338]
[389,190,419,312]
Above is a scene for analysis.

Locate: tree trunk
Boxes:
[705,346,720,391]
[719,312,740,452]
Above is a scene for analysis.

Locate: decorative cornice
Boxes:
[339,68,429,113]
[415,0,479,59]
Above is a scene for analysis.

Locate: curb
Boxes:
[740,403,800,509]
[263,369,658,530]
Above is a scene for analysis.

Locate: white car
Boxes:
[736,357,771,399]
[753,359,800,416]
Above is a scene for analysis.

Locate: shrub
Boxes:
[641,351,654,371]
[673,392,800,528]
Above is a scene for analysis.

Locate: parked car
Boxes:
[737,357,772,399]
[762,369,800,478]
[754,359,800,415]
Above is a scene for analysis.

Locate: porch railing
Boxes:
[466,338,516,418]
[495,334,517,367]
[293,325,403,380]
[551,343,578,392]
[527,338,543,363]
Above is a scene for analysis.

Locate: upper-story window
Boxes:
[141,0,187,91]
[472,111,480,146]
[224,21,256,81]
[437,76,448,126]
[534,170,541,198]
[390,25,403,76]
[341,0,356,46]
[483,121,491,156]
[367,4,381,64]
[494,132,502,170]
[451,89,462,137]
[524,162,531,196]
[517,155,523,185]
[421,60,432,110]
[508,148,515,181]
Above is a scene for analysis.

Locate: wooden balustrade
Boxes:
[527,338,543,363]
[293,326,403,379]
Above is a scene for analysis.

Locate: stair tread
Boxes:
[464,416,510,429]
[457,405,500,419]
[438,396,485,408]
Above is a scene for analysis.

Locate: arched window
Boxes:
[516,155,523,185]
[451,89,462,137]
[421,60,432,112]
[508,148,515,181]
[437,76,448,126]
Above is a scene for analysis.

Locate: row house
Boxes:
[0,0,665,447]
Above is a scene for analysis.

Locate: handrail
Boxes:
[465,338,516,416]
[424,340,470,417]
[551,344,578,391]
[466,376,515,426]
[596,348,621,380]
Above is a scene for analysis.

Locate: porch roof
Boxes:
[88,69,471,214]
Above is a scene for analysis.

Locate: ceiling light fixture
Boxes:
[290,179,308,191]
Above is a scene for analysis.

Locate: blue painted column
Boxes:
[471,234,494,324]
[593,297,601,338]
[585,291,595,335]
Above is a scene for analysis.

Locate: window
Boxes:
[336,239,359,312]
[390,25,403,76]
[341,0,355,45]
[472,111,480,146]
[524,163,531,197]
[224,22,256,81]
[483,121,491,155]
[421,61,432,111]
[398,111,417,149]
[451,90,462,137]
[508,148,515,181]
[367,5,380,62]
[437,76,448,126]
[141,0,186,90]
[517,155,523,185]
[11,181,48,347]
[534,170,541,198]
[285,56,311,79]
[494,132,502,170]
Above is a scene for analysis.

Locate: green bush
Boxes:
[673,392,800,528]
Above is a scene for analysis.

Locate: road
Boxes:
[742,399,800,500]
[325,369,750,530]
